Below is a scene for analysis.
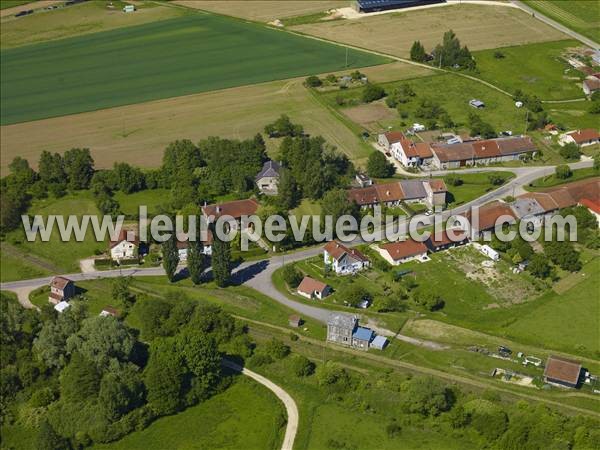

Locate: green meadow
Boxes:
[0,13,387,125]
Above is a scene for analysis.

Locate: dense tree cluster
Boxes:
[410,30,474,69]
[367,151,395,178]
[0,290,251,448]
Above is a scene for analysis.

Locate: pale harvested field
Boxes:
[0,1,62,18]
[1,61,431,175]
[173,1,348,22]
[1,1,186,49]
[343,103,394,127]
[292,4,567,58]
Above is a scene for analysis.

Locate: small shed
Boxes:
[100,307,119,317]
[469,99,485,108]
[371,335,389,350]
[289,315,302,328]
[351,326,374,350]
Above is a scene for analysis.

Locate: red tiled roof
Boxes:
[414,142,433,158]
[472,140,501,158]
[579,197,600,214]
[374,182,404,203]
[583,78,600,91]
[426,179,447,193]
[109,229,139,249]
[297,276,329,295]
[50,276,72,290]
[519,192,559,213]
[49,292,63,301]
[348,185,379,206]
[380,239,428,261]
[543,356,581,385]
[383,131,405,145]
[323,240,369,262]
[202,198,259,220]
[101,307,119,317]
[467,202,516,232]
[567,129,600,144]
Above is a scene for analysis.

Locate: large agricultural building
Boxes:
[354,0,446,13]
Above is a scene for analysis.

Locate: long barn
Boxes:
[355,0,446,13]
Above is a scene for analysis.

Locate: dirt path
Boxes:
[222,359,298,450]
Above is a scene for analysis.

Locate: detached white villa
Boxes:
[323,240,370,275]
[109,229,139,261]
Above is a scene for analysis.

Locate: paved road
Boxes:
[222,359,298,450]
[512,1,599,50]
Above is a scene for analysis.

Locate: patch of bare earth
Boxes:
[342,102,394,127]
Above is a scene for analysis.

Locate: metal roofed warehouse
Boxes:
[355,0,446,13]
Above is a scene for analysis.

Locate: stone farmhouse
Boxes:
[323,240,370,275]
[49,276,76,305]
[255,160,281,195]
[297,276,332,300]
[378,131,537,169]
[347,179,447,210]
[326,313,373,351]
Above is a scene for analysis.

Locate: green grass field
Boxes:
[0,13,387,125]
[0,0,31,9]
[523,0,600,43]
[0,251,51,282]
[527,169,599,190]
[473,40,584,101]
[444,171,516,207]
[113,189,169,216]
[93,377,284,450]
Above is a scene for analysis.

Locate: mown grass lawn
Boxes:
[445,171,516,207]
[92,376,285,450]
[472,40,584,101]
[113,189,169,217]
[526,168,599,190]
[1,13,387,125]
[0,251,51,282]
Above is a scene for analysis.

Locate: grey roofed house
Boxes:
[255,160,281,181]
[399,180,427,199]
[327,313,357,329]
[511,197,546,219]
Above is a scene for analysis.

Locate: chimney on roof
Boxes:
[216,206,221,213]
[386,190,390,195]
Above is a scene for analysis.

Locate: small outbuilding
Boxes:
[370,335,389,350]
[100,307,119,318]
[543,356,582,388]
[54,301,71,314]
[351,327,374,351]
[469,99,485,109]
[297,276,332,300]
[289,315,302,328]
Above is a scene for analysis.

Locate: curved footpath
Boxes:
[222,359,298,450]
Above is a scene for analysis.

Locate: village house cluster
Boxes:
[379,131,538,170]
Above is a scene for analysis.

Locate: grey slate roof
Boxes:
[327,313,357,330]
[400,180,427,199]
[255,160,281,181]
[510,198,546,219]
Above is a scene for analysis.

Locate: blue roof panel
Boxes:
[353,327,374,341]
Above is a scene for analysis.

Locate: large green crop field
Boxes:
[523,0,600,43]
[0,13,387,125]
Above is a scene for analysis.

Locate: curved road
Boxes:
[222,359,298,450]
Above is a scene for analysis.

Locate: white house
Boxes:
[378,131,404,152]
[377,240,428,265]
[176,231,214,261]
[110,230,138,260]
[49,276,75,304]
[297,276,332,300]
[323,240,370,275]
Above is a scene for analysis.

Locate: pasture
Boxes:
[0,13,386,125]
[523,0,600,43]
[473,40,585,101]
[0,61,432,174]
[292,4,567,58]
[173,0,347,22]
[0,1,186,49]
[92,377,284,450]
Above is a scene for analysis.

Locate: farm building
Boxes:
[370,335,389,350]
[463,201,517,238]
[323,240,370,275]
[509,197,550,228]
[347,179,447,209]
[386,132,433,167]
[355,173,373,188]
[426,228,469,252]
[255,160,281,195]
[297,276,332,300]
[582,77,600,96]
[202,198,260,227]
[543,356,582,388]
[558,129,600,147]
[378,131,405,152]
[289,315,302,328]
[49,276,76,305]
[354,0,445,13]
[54,301,71,314]
[378,239,429,265]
